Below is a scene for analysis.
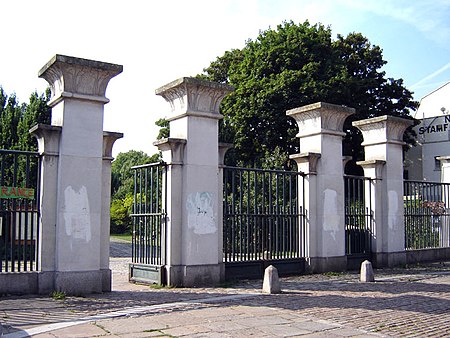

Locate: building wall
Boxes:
[405,82,450,181]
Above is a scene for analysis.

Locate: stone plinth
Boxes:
[288,102,354,273]
[155,77,233,287]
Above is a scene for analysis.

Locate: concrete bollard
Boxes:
[262,265,281,294]
[360,260,375,282]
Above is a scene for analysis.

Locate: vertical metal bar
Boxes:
[24,154,32,270]
[223,168,228,262]
[162,163,167,265]
[231,168,236,261]
[288,173,293,258]
[246,170,250,261]
[0,152,4,272]
[33,154,41,271]
[132,168,137,262]
[238,169,243,261]
[253,170,257,261]
[11,153,18,271]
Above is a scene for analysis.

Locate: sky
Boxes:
[1,0,450,157]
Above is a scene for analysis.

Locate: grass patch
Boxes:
[149,284,176,289]
[51,290,66,301]
[110,233,132,242]
[322,271,345,277]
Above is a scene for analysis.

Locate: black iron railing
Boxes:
[344,175,373,256]
[130,162,167,266]
[223,167,306,262]
[0,149,41,272]
[404,180,450,250]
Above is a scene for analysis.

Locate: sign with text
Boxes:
[417,115,450,143]
[0,186,35,199]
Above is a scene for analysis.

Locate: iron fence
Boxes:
[0,149,41,272]
[344,175,373,256]
[223,166,306,262]
[404,180,450,250]
[130,162,167,266]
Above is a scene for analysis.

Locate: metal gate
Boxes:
[223,167,307,280]
[344,175,373,269]
[404,180,450,250]
[129,162,167,284]
[0,150,41,273]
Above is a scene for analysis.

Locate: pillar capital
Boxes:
[102,132,123,160]
[218,143,233,166]
[290,152,321,175]
[357,159,386,180]
[154,138,187,165]
[29,124,62,156]
[155,77,233,120]
[287,102,355,138]
[38,54,123,107]
[352,115,413,147]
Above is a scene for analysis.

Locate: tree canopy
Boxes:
[199,21,417,167]
[0,86,51,151]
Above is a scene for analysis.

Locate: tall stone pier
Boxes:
[287,102,355,273]
[354,116,413,267]
[34,55,122,294]
[155,77,233,286]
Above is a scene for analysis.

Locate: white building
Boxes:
[405,82,450,182]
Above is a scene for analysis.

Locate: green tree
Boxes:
[110,194,134,234]
[0,89,21,149]
[155,118,169,140]
[0,86,51,151]
[199,21,417,167]
[17,89,51,150]
[111,150,160,200]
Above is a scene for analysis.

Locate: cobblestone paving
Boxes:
[1,239,449,337]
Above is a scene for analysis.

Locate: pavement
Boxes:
[1,238,450,337]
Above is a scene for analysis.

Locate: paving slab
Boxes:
[1,242,449,338]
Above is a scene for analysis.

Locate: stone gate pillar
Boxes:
[353,116,413,267]
[101,132,123,291]
[38,55,122,294]
[287,102,355,273]
[29,124,61,294]
[155,77,233,286]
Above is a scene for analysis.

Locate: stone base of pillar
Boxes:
[373,252,407,268]
[166,263,224,287]
[38,271,55,294]
[307,256,347,273]
[101,268,112,292]
[55,270,103,295]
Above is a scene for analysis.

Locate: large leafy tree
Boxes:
[0,86,51,151]
[199,21,417,167]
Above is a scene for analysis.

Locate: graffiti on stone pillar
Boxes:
[186,192,216,235]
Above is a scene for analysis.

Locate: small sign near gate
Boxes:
[0,186,35,199]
